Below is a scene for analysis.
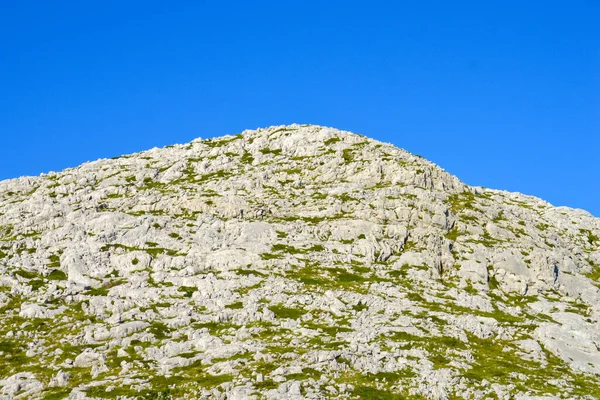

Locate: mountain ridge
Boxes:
[0,124,599,399]
[5,124,594,219]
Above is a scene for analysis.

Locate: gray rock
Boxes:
[0,124,599,399]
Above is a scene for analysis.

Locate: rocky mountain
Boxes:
[0,124,599,400]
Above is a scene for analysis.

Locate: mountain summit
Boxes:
[1,124,599,399]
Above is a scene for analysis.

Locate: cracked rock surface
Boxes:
[0,124,599,399]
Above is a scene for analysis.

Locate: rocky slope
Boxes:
[0,124,599,400]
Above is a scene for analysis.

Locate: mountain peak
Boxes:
[0,126,599,399]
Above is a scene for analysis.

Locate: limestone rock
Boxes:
[0,124,599,399]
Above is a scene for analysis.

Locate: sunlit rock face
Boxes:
[0,124,599,399]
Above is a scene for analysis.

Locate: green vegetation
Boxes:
[226,301,244,309]
[282,260,378,291]
[203,134,242,148]
[234,268,266,278]
[342,148,354,163]
[140,177,168,191]
[324,137,341,146]
[47,254,61,268]
[240,151,254,164]
[580,228,599,246]
[353,385,402,400]
[492,211,507,223]
[279,168,301,175]
[149,321,170,340]
[303,321,352,336]
[178,286,198,298]
[86,279,126,296]
[15,268,37,279]
[268,304,306,320]
[100,243,180,257]
[467,230,502,248]
[585,259,600,282]
[47,269,67,281]
[447,191,478,214]
[262,243,326,259]
[335,193,357,202]
[260,148,282,156]
[192,321,241,336]
[445,226,468,241]
[335,368,421,400]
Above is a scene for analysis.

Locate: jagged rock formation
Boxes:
[0,124,599,399]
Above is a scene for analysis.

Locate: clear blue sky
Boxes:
[1,1,599,216]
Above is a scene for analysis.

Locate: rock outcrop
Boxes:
[0,124,599,399]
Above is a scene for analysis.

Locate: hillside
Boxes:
[1,124,599,399]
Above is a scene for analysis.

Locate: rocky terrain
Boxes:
[0,124,599,399]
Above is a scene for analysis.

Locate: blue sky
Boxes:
[1,1,599,216]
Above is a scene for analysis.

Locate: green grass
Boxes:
[15,268,37,279]
[260,252,282,260]
[445,226,468,241]
[40,388,71,399]
[47,269,67,280]
[306,336,346,350]
[286,367,322,381]
[467,230,502,247]
[271,243,304,254]
[447,191,478,214]
[353,385,403,399]
[342,148,354,163]
[585,259,600,282]
[192,321,240,336]
[29,279,45,290]
[492,211,507,223]
[234,268,266,278]
[324,137,341,146]
[86,279,126,296]
[100,243,180,257]
[177,286,198,298]
[269,304,306,320]
[226,301,244,309]
[203,134,242,148]
[303,321,353,336]
[148,321,170,340]
[580,228,599,245]
[0,340,29,377]
[260,148,282,156]
[47,254,61,268]
[140,177,168,191]
[279,168,301,174]
[240,151,254,164]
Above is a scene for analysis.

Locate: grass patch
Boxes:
[260,148,282,156]
[342,148,354,163]
[226,301,244,309]
[47,254,61,268]
[178,286,198,298]
[445,226,468,241]
[269,304,306,320]
[324,137,341,146]
[149,321,170,340]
